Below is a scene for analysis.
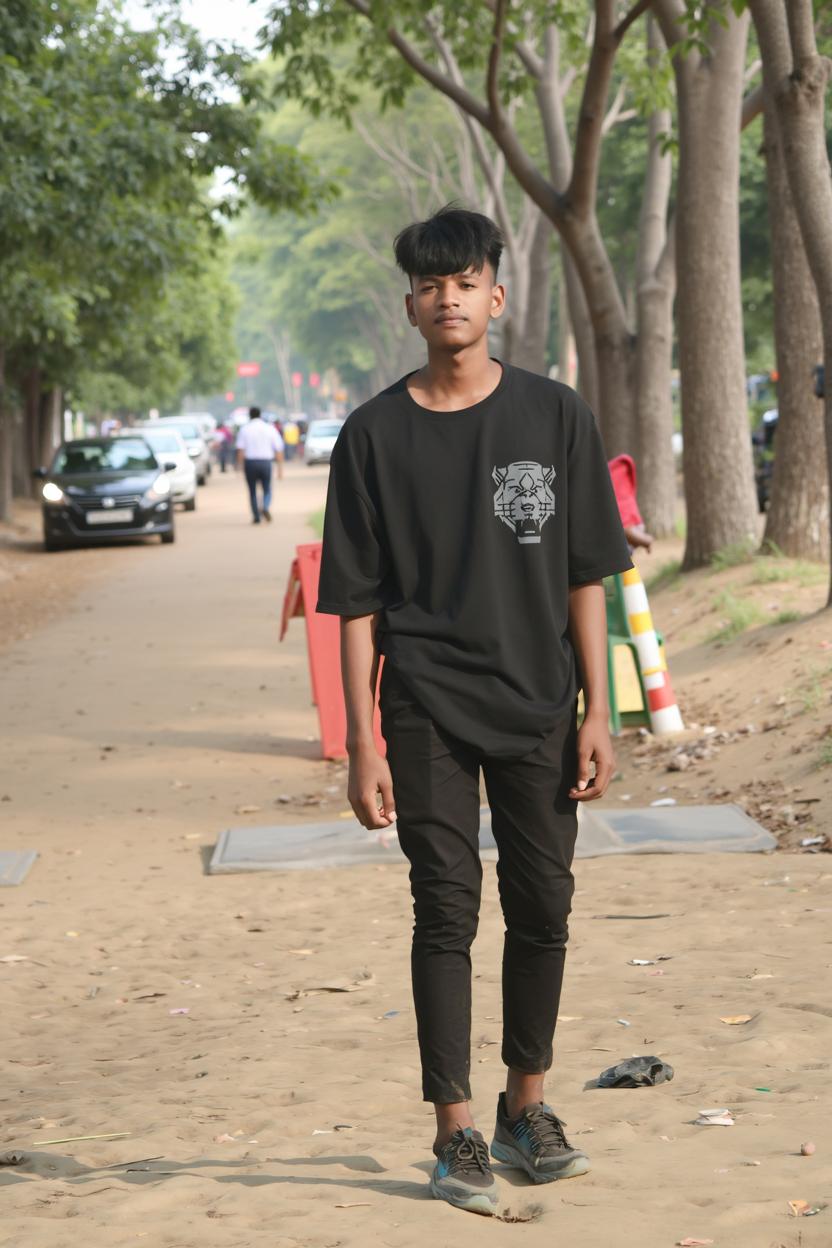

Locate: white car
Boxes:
[304,420,344,466]
[139,418,211,484]
[119,427,197,510]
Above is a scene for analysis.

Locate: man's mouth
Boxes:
[435,315,466,324]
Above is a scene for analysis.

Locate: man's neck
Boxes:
[409,343,501,412]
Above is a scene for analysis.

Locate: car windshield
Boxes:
[309,424,343,437]
[140,431,182,452]
[161,422,200,440]
[53,441,157,474]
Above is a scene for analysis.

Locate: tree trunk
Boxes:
[556,266,577,388]
[509,209,551,374]
[760,94,827,560]
[749,0,832,602]
[633,30,677,539]
[24,365,43,496]
[562,249,598,409]
[0,346,12,524]
[39,387,63,469]
[664,11,759,567]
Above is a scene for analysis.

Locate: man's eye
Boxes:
[461,282,475,289]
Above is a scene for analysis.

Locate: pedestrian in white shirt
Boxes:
[235,406,285,524]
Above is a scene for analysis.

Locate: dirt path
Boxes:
[0,464,344,865]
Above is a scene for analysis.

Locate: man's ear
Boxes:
[490,283,506,320]
[405,290,417,326]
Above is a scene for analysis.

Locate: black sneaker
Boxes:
[491,1093,590,1183]
[263,508,272,522]
[430,1127,499,1215]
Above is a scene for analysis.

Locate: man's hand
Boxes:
[569,710,615,802]
[348,743,397,829]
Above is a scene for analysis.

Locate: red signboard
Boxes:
[237,361,260,378]
[309,372,321,388]
[291,371,303,388]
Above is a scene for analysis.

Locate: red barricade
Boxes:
[280,541,385,760]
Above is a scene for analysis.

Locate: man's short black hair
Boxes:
[394,205,504,281]
[249,405,261,419]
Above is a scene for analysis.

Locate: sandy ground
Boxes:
[1,466,831,1247]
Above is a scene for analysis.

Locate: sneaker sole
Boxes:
[429,1177,498,1215]
[490,1139,590,1184]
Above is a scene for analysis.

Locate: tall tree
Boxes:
[758,91,826,561]
[748,0,832,600]
[654,2,759,567]
[265,0,656,454]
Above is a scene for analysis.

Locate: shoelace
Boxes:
[517,1105,570,1155]
[446,1131,491,1176]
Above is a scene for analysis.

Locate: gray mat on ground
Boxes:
[208,803,775,874]
[0,851,38,886]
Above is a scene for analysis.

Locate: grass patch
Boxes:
[815,739,832,769]
[750,556,826,588]
[646,558,682,593]
[674,515,687,540]
[799,661,832,712]
[708,590,765,643]
[710,540,756,571]
[772,609,802,625]
[309,507,325,538]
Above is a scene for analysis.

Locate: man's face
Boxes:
[405,265,505,350]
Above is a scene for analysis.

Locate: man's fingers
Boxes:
[575,749,593,793]
[360,791,391,829]
[379,779,397,824]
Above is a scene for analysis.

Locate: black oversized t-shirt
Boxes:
[316,363,632,758]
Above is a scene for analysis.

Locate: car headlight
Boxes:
[147,475,171,500]
[42,482,64,504]
[187,446,201,457]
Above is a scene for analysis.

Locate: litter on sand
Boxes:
[37,1132,132,1146]
[677,1239,714,1246]
[616,1018,631,1027]
[628,955,673,965]
[695,1108,734,1127]
[334,1202,372,1208]
[789,1199,826,1217]
[719,1014,753,1025]
[597,1056,675,1088]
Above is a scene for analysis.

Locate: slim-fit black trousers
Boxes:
[379,665,580,1105]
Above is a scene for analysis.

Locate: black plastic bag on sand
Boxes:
[597,1056,674,1088]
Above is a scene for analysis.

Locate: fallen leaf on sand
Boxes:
[720,1014,753,1025]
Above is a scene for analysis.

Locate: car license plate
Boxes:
[87,508,134,525]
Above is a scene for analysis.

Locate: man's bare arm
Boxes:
[341,613,396,829]
[567,581,615,801]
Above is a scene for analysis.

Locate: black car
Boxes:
[35,437,176,551]
[751,408,778,512]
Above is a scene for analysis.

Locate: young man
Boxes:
[317,207,632,1216]
[235,406,285,524]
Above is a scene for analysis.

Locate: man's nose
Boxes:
[438,287,459,306]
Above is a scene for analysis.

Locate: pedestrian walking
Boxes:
[235,406,284,524]
[282,418,300,461]
[215,421,235,473]
[317,206,632,1215]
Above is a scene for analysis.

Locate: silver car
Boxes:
[117,427,197,510]
[304,420,344,466]
[139,418,211,485]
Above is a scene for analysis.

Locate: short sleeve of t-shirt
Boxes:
[567,399,633,585]
[316,422,396,616]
